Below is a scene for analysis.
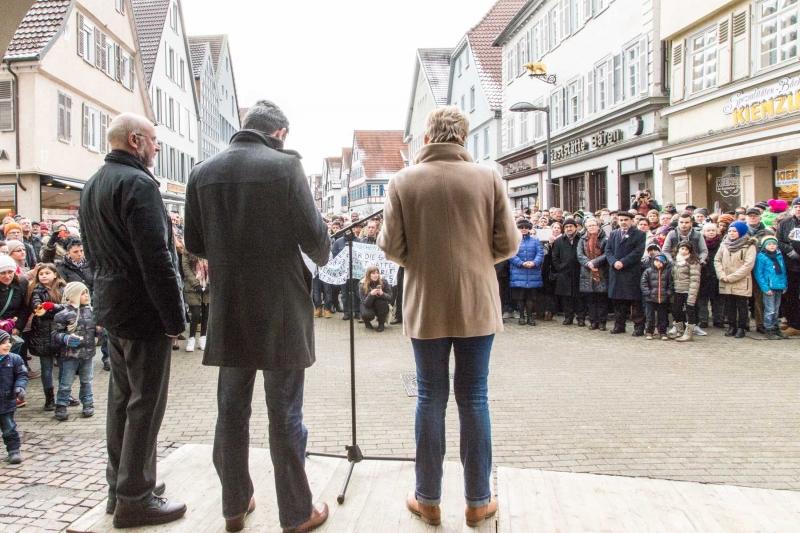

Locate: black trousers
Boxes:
[583,293,609,324]
[784,270,800,328]
[672,293,697,325]
[362,299,390,324]
[393,267,404,320]
[189,304,209,337]
[725,294,750,329]
[559,294,585,320]
[646,302,670,334]
[613,299,645,330]
[106,334,172,507]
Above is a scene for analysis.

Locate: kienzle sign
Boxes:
[723,75,800,127]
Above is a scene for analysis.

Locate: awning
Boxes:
[668,133,800,173]
[53,179,84,190]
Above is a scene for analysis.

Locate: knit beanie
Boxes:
[0,330,10,345]
[63,281,90,307]
[768,199,788,213]
[5,240,24,256]
[0,255,15,273]
[563,218,577,228]
[754,201,770,211]
[717,214,735,226]
[3,222,22,236]
[729,221,748,238]
[760,235,779,250]
[793,197,800,207]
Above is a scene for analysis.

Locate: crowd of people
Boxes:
[497,193,800,342]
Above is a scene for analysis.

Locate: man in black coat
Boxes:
[777,198,800,336]
[552,218,585,326]
[184,101,331,533]
[605,211,647,335]
[80,114,186,528]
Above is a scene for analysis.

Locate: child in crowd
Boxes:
[671,241,702,342]
[52,282,98,420]
[26,264,66,410]
[755,236,788,340]
[0,330,27,463]
[641,253,673,340]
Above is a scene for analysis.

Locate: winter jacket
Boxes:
[358,279,393,311]
[551,234,581,297]
[641,263,673,304]
[81,150,185,341]
[51,305,97,360]
[576,232,609,294]
[606,227,647,301]
[495,259,510,279]
[699,238,722,298]
[57,259,94,294]
[755,251,788,293]
[715,238,758,297]
[27,285,65,358]
[662,227,709,263]
[0,277,30,333]
[776,215,800,272]
[747,222,769,241]
[182,254,210,307]
[40,240,67,265]
[672,258,701,306]
[24,234,43,262]
[509,234,544,289]
[0,352,27,414]
[632,199,659,216]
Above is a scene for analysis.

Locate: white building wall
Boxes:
[407,67,436,163]
[215,43,239,147]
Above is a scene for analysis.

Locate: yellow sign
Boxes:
[166,183,186,194]
[775,164,798,201]
[730,92,800,126]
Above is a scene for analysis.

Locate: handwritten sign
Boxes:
[318,243,399,286]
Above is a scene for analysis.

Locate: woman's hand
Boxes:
[370,288,380,295]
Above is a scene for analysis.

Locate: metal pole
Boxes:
[348,238,356,447]
[545,106,552,208]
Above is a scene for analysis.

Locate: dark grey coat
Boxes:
[576,232,609,294]
[606,227,646,301]
[551,234,581,297]
[184,130,331,370]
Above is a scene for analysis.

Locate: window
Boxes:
[507,115,515,149]
[561,0,571,39]
[167,96,175,130]
[550,7,560,47]
[473,134,479,161]
[626,43,641,96]
[460,95,465,111]
[78,14,95,65]
[179,58,185,89]
[115,0,125,14]
[82,104,102,152]
[534,98,545,138]
[531,25,540,61]
[572,0,583,32]
[105,38,116,78]
[470,86,475,111]
[757,0,799,69]
[458,56,463,76]
[518,34,529,76]
[226,56,230,71]
[0,81,13,132]
[550,89,563,130]
[506,49,515,83]
[154,87,162,123]
[465,47,470,67]
[595,61,609,111]
[613,53,623,103]
[167,47,175,80]
[568,79,583,124]
[120,50,133,90]
[483,127,490,156]
[688,26,718,93]
[170,2,179,33]
[177,102,184,136]
[57,92,72,141]
[596,0,609,13]
[520,111,529,143]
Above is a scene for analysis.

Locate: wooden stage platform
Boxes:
[68,443,800,533]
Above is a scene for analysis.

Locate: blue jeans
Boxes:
[213,367,312,529]
[763,291,782,329]
[56,357,93,407]
[340,279,361,316]
[411,335,494,508]
[38,355,58,390]
[0,412,20,453]
[312,278,332,310]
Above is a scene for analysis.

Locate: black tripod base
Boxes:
[306,445,414,503]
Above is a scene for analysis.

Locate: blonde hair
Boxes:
[360,265,382,295]
[425,106,469,144]
[62,282,90,333]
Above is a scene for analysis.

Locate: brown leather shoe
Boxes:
[783,327,800,336]
[314,308,323,318]
[225,496,256,532]
[465,496,498,527]
[544,311,553,321]
[406,491,441,525]
[283,502,329,533]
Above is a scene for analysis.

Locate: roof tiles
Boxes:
[418,48,453,106]
[189,41,209,78]
[353,131,408,180]
[189,34,225,70]
[4,0,72,61]
[130,0,171,87]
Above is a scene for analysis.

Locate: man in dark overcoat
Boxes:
[184,100,331,533]
[606,211,647,335]
[80,114,186,528]
[551,218,585,325]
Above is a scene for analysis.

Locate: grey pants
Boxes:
[697,294,725,324]
[106,334,172,507]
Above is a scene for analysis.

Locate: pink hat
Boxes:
[768,199,788,213]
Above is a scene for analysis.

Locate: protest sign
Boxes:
[318,243,399,285]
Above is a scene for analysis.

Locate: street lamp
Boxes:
[510,102,552,208]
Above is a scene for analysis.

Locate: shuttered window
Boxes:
[689,26,718,93]
[57,92,72,141]
[0,81,13,132]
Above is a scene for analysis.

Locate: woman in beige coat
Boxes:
[378,106,519,527]
[714,221,757,338]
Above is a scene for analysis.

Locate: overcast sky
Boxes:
[183,0,499,174]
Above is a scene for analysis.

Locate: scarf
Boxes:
[64,255,86,270]
[723,235,752,254]
[763,249,783,275]
[704,234,722,250]
[195,258,209,287]
[584,232,602,283]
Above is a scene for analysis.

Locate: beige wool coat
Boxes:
[377,143,520,339]
[714,238,758,297]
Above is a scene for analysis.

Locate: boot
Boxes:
[527,315,535,326]
[465,497,498,527]
[734,328,746,338]
[676,324,694,342]
[54,405,68,421]
[518,312,526,326]
[544,311,553,321]
[225,496,256,532]
[323,309,332,319]
[82,404,94,417]
[668,322,684,340]
[314,307,323,318]
[364,318,374,330]
[725,325,737,337]
[589,322,599,330]
[376,321,385,332]
[576,318,586,327]
[598,322,607,331]
[406,492,440,526]
[766,327,783,340]
[44,388,55,411]
[7,450,21,464]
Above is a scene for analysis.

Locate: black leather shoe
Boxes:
[589,323,599,330]
[756,326,767,334]
[610,327,625,334]
[734,328,746,339]
[376,323,385,332]
[518,316,526,326]
[713,322,725,329]
[563,318,573,325]
[698,322,709,329]
[599,323,607,331]
[725,327,736,337]
[364,319,374,330]
[342,313,351,321]
[107,481,166,514]
[113,496,186,528]
[631,329,645,337]
[103,361,111,371]
[527,316,535,326]
[577,318,586,327]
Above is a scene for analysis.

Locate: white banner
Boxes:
[318,242,399,286]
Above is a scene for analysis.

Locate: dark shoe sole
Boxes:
[113,508,186,529]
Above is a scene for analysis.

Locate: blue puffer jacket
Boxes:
[510,234,544,288]
[0,352,27,414]
[754,251,788,292]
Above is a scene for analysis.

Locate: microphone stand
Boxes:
[306,209,414,504]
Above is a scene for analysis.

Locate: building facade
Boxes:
[132,0,199,213]
[655,0,800,211]
[448,0,525,172]
[321,156,343,215]
[0,0,152,223]
[348,130,408,216]
[404,48,453,164]
[494,0,668,212]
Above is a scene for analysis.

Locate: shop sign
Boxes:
[591,129,623,149]
[551,139,588,162]
[716,169,741,198]
[723,75,800,127]
[776,165,799,194]
[167,183,186,195]
[506,160,532,175]
[550,129,624,163]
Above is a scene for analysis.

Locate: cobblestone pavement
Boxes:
[2,316,800,530]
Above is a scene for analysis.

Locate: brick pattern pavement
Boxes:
[3,317,799,531]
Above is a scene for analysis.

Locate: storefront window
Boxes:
[589,171,607,210]
[0,185,15,217]
[41,184,80,225]
[566,175,586,213]
[707,166,742,213]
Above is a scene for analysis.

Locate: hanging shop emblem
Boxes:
[723,75,800,127]
[716,170,741,198]
[775,165,799,194]
[506,160,532,175]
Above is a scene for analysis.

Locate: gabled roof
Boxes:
[4,0,73,61]
[340,147,353,175]
[352,131,408,180]
[189,34,224,70]
[130,0,170,86]
[189,40,210,78]
[454,0,527,111]
[323,157,342,181]
[403,48,453,141]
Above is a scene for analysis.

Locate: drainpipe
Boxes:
[4,60,26,192]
